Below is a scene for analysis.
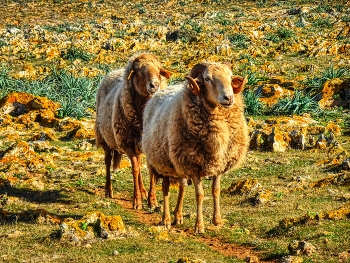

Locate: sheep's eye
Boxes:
[204,77,211,81]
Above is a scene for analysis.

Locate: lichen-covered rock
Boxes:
[228,179,261,195]
[267,127,290,152]
[318,78,350,108]
[253,190,271,205]
[280,255,303,263]
[59,211,127,244]
[288,240,316,256]
[259,84,294,106]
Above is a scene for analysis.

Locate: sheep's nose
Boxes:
[223,95,233,103]
[148,81,160,94]
[220,94,234,107]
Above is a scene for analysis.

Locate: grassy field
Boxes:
[1,0,350,262]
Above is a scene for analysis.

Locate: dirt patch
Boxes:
[106,190,277,263]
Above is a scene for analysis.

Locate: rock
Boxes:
[5,229,24,238]
[318,78,350,108]
[112,250,119,256]
[288,240,316,256]
[227,179,261,195]
[244,255,259,263]
[253,190,271,205]
[77,141,92,151]
[315,134,327,149]
[267,127,290,152]
[280,255,303,263]
[339,250,350,262]
[342,159,350,170]
[259,84,294,107]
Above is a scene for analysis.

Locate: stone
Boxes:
[318,78,350,108]
[342,159,350,170]
[244,255,259,263]
[228,179,261,195]
[280,255,303,263]
[112,250,119,256]
[288,240,316,256]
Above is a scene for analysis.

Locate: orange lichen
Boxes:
[227,178,260,195]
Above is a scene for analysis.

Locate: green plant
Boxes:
[228,33,250,48]
[276,28,294,39]
[265,33,280,43]
[314,5,332,13]
[271,90,321,116]
[305,65,350,91]
[341,15,350,22]
[243,89,265,115]
[62,46,93,62]
[312,17,333,28]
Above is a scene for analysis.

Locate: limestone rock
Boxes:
[228,179,261,195]
[288,240,316,256]
[280,255,303,263]
[318,78,350,108]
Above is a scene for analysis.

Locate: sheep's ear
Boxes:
[160,68,172,79]
[232,75,248,94]
[127,69,135,80]
[185,76,201,96]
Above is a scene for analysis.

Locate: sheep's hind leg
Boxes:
[137,156,148,200]
[147,164,158,209]
[130,155,143,209]
[173,178,186,225]
[161,176,171,229]
[212,175,222,226]
[193,174,205,234]
[103,146,113,198]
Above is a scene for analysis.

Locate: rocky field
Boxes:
[1,0,350,262]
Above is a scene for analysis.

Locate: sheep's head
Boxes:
[185,62,247,108]
[127,54,171,96]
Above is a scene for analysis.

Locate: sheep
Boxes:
[142,62,248,233]
[95,53,171,209]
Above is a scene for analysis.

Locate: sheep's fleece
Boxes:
[142,64,248,180]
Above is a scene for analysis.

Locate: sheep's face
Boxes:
[202,64,235,108]
[186,63,247,109]
[131,54,171,96]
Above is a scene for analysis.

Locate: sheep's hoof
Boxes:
[133,202,143,210]
[161,220,171,230]
[212,219,222,226]
[194,224,205,234]
[173,216,183,225]
[105,191,113,198]
[147,197,158,209]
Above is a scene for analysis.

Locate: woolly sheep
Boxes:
[95,53,171,209]
[142,62,248,233]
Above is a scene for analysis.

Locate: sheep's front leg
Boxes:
[212,175,222,226]
[162,176,171,229]
[173,178,186,225]
[130,155,142,209]
[147,164,158,209]
[193,175,205,233]
[137,156,148,200]
[104,147,113,198]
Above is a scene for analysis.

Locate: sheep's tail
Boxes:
[112,150,122,170]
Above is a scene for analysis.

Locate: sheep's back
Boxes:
[142,84,184,176]
[95,69,124,149]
